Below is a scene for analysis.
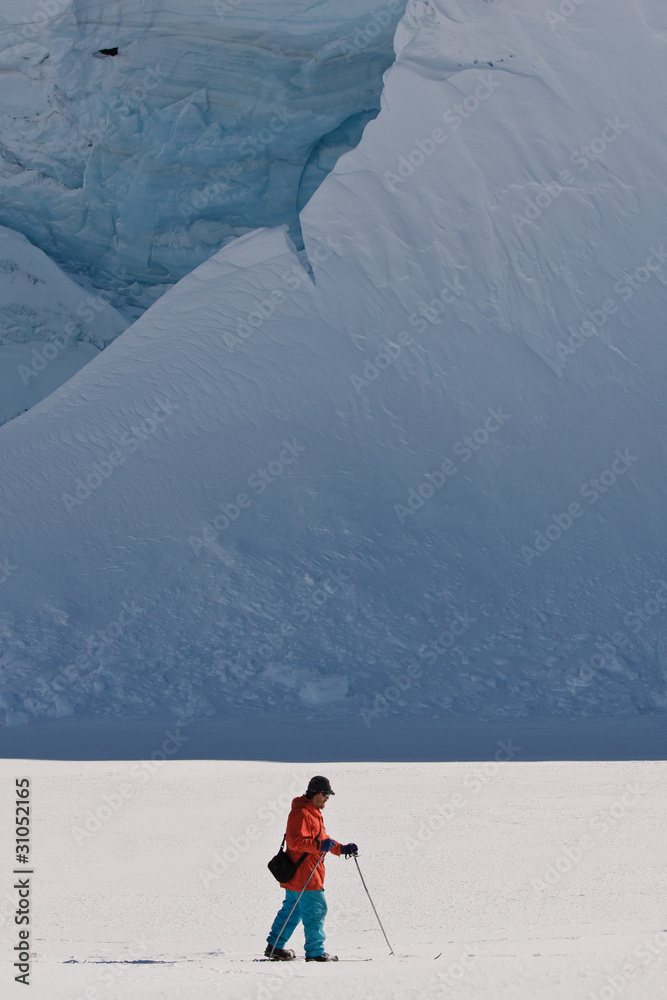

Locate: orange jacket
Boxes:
[280,795,341,891]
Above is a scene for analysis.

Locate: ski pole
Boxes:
[353,855,394,955]
[269,852,326,960]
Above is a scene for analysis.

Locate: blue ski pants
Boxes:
[267,888,327,958]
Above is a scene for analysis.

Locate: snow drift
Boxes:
[1,0,667,736]
[0,224,127,427]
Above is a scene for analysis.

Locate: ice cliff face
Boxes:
[0,0,404,312]
[1,0,667,732]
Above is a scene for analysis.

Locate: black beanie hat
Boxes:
[306,775,335,797]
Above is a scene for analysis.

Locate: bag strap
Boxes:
[282,815,323,867]
[295,817,322,870]
[280,831,307,864]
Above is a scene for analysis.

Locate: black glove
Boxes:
[341,843,358,858]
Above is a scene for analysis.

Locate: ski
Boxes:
[64,950,226,965]
[64,959,176,965]
[253,957,371,963]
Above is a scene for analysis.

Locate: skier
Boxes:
[265,775,358,962]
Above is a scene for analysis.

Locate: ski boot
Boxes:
[265,945,296,961]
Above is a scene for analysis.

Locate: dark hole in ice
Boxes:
[97,47,119,57]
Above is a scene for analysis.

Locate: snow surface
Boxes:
[0,0,404,309]
[1,759,665,999]
[0,225,127,426]
[2,0,667,743]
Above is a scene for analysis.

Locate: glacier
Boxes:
[0,0,404,312]
[0,224,127,426]
[1,0,667,752]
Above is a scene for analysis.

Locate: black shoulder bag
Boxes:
[267,819,322,883]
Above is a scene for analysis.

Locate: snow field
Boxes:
[1,758,665,999]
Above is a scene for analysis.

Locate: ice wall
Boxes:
[0,0,405,311]
[1,0,667,733]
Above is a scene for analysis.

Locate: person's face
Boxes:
[312,791,330,809]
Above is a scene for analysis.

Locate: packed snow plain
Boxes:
[2,0,667,747]
[1,759,666,1000]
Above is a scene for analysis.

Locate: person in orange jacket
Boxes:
[265,775,358,962]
